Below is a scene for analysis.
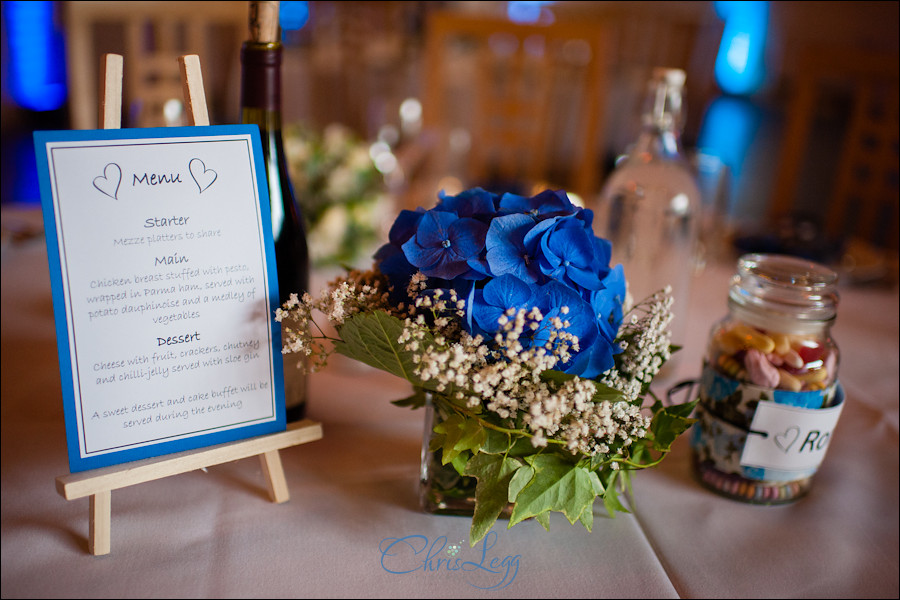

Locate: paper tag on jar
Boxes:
[741,399,844,472]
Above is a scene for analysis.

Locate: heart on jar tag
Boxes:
[93,163,122,199]
[189,158,217,193]
[774,426,800,453]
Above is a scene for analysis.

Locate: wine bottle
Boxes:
[241,0,309,421]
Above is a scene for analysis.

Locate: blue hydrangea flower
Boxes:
[401,209,488,280]
[524,212,608,291]
[375,187,630,382]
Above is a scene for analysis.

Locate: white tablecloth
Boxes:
[2,205,897,598]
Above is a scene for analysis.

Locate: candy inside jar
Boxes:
[691,253,842,504]
[709,321,838,393]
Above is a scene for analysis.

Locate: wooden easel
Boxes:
[55,53,323,556]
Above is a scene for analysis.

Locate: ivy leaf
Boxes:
[464,453,523,544]
[507,464,535,502]
[535,511,551,531]
[506,436,538,457]
[590,381,629,403]
[601,470,629,516]
[627,437,650,467]
[391,388,428,409]
[481,428,512,454]
[650,399,698,452]
[577,470,603,531]
[508,454,597,527]
[588,470,605,496]
[539,369,576,386]
[433,413,485,465]
[449,451,469,476]
[578,501,594,531]
[659,396,699,419]
[332,311,428,384]
[540,371,626,403]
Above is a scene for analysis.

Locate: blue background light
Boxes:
[3,0,67,112]
[507,1,556,24]
[280,1,310,31]
[713,1,768,96]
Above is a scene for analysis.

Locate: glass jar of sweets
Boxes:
[690,253,844,504]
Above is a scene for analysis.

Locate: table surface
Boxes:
[2,204,898,599]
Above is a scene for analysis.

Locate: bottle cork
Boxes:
[248,1,280,43]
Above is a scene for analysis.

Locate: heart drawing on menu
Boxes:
[189,158,217,193]
[774,425,800,453]
[93,162,122,199]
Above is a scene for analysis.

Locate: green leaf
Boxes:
[601,471,630,516]
[539,370,576,386]
[433,413,485,465]
[578,501,594,531]
[390,388,428,410]
[650,400,698,452]
[535,511,551,531]
[508,455,597,527]
[627,438,650,466]
[590,381,629,403]
[506,436,538,457]
[666,398,699,419]
[588,470,605,496]
[332,311,428,385]
[449,451,469,476]
[464,453,523,544]
[481,428,512,454]
[507,464,535,502]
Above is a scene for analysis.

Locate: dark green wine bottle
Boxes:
[240,1,309,422]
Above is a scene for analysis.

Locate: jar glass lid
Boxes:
[729,253,839,322]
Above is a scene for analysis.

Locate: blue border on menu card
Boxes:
[33,125,286,473]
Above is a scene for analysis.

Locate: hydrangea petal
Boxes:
[437,187,499,219]
[388,209,425,245]
[485,213,540,282]
[473,274,534,333]
[498,189,576,217]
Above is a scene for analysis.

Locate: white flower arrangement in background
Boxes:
[284,123,392,268]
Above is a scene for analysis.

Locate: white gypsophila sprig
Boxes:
[407,299,651,457]
[276,269,397,371]
[600,286,674,401]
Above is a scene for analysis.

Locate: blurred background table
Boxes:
[2,201,897,598]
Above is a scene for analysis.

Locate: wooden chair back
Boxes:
[65,1,246,129]
[769,44,899,255]
[421,11,612,200]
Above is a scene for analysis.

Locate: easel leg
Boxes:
[89,491,112,556]
[259,450,290,503]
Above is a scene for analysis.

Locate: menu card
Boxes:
[34,126,285,473]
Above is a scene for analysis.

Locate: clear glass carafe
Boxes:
[594,68,701,369]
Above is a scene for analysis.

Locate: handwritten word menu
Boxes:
[36,127,284,471]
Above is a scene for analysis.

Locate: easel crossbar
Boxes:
[56,420,323,500]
